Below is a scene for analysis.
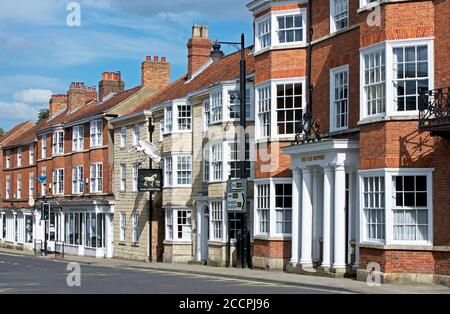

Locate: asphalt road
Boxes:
[0,252,354,294]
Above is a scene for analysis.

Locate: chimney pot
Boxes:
[161,57,167,62]
[154,56,159,62]
[146,56,151,62]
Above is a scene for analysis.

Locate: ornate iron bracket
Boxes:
[295,106,321,144]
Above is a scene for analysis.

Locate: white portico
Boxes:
[284,138,359,274]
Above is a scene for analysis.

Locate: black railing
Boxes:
[55,241,65,259]
[419,88,450,130]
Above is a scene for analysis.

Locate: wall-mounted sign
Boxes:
[138,169,163,192]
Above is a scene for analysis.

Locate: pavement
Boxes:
[0,247,449,294]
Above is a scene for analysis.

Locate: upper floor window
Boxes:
[210,91,223,123]
[119,164,126,192]
[5,176,10,199]
[254,9,306,53]
[17,147,22,167]
[203,100,210,131]
[90,163,103,193]
[256,18,271,50]
[360,39,433,121]
[29,144,34,165]
[164,107,173,133]
[177,104,192,131]
[228,89,253,121]
[159,120,164,142]
[393,45,429,112]
[17,178,22,199]
[72,166,84,195]
[276,83,304,135]
[52,169,64,195]
[72,125,84,151]
[331,0,349,33]
[163,155,192,187]
[120,127,127,148]
[133,124,141,145]
[362,48,386,117]
[211,143,223,182]
[52,130,64,155]
[90,120,103,147]
[5,150,10,168]
[330,65,349,131]
[29,174,34,199]
[41,135,47,159]
[132,163,139,192]
[40,169,46,197]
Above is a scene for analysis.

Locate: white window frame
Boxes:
[210,89,223,124]
[330,64,349,132]
[359,38,434,122]
[120,127,127,148]
[164,106,173,134]
[163,155,193,187]
[255,183,270,235]
[359,0,380,9]
[5,150,11,168]
[256,78,306,140]
[72,125,84,151]
[90,163,103,193]
[256,17,271,51]
[133,124,141,146]
[29,144,34,165]
[254,178,293,238]
[41,135,47,159]
[176,103,192,131]
[120,163,127,192]
[29,174,34,199]
[52,130,64,156]
[359,168,433,246]
[175,209,192,241]
[52,168,64,196]
[72,165,84,195]
[17,147,22,167]
[119,212,126,242]
[17,177,22,199]
[203,99,210,131]
[330,0,349,33]
[165,210,173,241]
[210,142,223,182]
[90,120,103,147]
[210,201,225,242]
[254,8,307,54]
[159,119,164,142]
[132,213,139,244]
[5,176,10,199]
[176,155,192,186]
[132,163,139,192]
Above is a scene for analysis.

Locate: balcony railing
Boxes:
[419,88,450,137]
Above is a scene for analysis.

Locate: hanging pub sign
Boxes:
[138,169,163,192]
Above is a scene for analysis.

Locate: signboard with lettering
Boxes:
[226,179,247,212]
[138,169,163,192]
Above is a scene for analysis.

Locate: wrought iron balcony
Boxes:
[419,88,450,138]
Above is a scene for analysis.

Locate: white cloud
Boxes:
[13,89,53,104]
[0,100,45,122]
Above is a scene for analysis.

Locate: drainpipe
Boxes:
[307,0,313,112]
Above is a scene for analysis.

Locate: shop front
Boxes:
[0,208,35,251]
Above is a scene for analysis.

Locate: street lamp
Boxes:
[217,34,248,269]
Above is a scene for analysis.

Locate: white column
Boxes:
[290,167,301,264]
[300,167,313,267]
[333,164,346,271]
[322,165,333,269]
[312,167,320,262]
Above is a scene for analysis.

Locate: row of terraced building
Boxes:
[1,0,449,286]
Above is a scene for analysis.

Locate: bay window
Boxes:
[73,125,84,151]
[393,45,429,112]
[254,8,306,53]
[330,65,349,131]
[90,120,103,147]
[361,169,432,245]
[165,209,192,241]
[257,85,271,138]
[203,100,210,131]
[164,107,173,133]
[360,39,433,120]
[164,155,192,187]
[256,184,270,235]
[210,90,223,123]
[276,83,304,135]
[90,163,103,193]
[52,130,64,155]
[72,166,84,194]
[52,169,64,195]
[275,184,292,234]
[162,101,193,134]
[177,104,192,131]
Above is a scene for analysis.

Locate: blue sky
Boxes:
[0,0,253,130]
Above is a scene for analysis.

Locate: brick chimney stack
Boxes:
[67,82,97,112]
[187,25,212,79]
[49,94,68,116]
[141,56,170,90]
[99,71,125,101]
